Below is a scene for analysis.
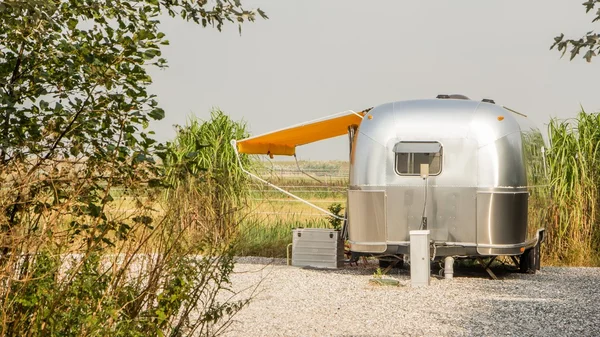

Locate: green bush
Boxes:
[327,203,344,230]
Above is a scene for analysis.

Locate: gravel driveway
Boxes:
[224,258,600,337]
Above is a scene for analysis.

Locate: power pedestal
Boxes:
[409,230,431,287]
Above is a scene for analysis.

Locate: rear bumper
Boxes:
[349,228,546,257]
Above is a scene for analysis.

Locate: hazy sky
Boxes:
[148,0,600,161]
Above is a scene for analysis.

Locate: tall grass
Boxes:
[237,216,329,257]
[547,110,600,266]
[163,109,251,240]
[239,170,346,257]
[523,130,552,242]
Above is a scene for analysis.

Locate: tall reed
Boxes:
[163,109,252,240]
[546,110,600,265]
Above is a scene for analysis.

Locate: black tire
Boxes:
[379,256,404,269]
[378,259,391,269]
[519,248,536,274]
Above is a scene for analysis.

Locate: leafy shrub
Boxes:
[327,203,344,231]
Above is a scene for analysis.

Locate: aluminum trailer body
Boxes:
[347,97,547,259]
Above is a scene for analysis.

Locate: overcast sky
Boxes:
[148,0,600,161]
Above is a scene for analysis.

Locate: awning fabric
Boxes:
[236,109,370,156]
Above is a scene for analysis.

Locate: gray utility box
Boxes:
[292,228,344,269]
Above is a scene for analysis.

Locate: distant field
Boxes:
[237,160,349,257]
[105,161,349,257]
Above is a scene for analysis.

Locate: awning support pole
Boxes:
[230,140,346,221]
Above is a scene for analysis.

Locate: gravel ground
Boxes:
[224,257,600,337]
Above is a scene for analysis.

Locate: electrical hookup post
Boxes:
[409,230,431,287]
[410,163,431,287]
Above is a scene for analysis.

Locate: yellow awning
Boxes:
[237,109,370,156]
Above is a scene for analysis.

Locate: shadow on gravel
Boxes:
[297,262,600,336]
[459,267,600,336]
[239,257,600,335]
[298,259,526,280]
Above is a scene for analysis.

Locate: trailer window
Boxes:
[394,142,442,176]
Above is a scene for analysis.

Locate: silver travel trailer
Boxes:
[234,95,548,274]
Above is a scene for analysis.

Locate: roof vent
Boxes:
[436,94,470,100]
[482,98,495,104]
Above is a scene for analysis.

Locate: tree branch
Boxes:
[1,41,26,165]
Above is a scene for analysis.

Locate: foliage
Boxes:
[372,267,384,279]
[546,110,600,265]
[327,203,344,230]
[162,109,252,239]
[2,204,252,336]
[0,0,265,335]
[158,178,256,336]
[552,0,600,62]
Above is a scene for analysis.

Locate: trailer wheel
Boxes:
[378,259,391,268]
[379,255,404,269]
[519,248,536,274]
